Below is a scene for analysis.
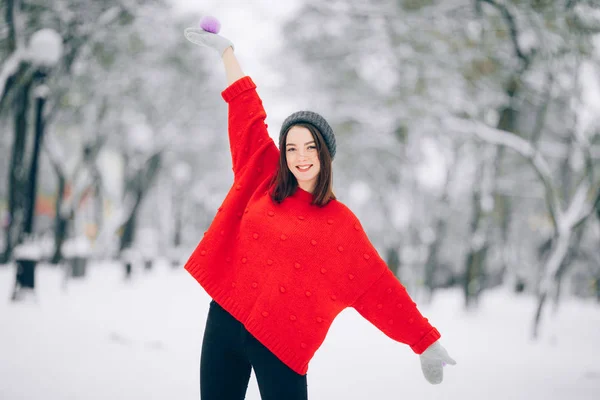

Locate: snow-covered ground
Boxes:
[1,260,599,400]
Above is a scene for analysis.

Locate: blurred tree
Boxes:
[0,0,221,267]
[0,0,157,262]
[281,0,600,320]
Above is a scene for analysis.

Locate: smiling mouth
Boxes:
[296,165,312,172]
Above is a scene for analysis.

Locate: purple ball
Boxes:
[199,16,221,34]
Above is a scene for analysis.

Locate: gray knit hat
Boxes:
[280,111,336,160]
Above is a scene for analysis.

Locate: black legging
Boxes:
[200,300,308,400]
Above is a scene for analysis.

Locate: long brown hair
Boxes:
[270,123,336,207]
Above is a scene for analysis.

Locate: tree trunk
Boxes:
[22,93,46,236]
[1,76,32,263]
[532,232,571,338]
[173,198,182,248]
[50,174,68,264]
[93,174,103,237]
[119,152,162,253]
[464,191,485,309]
[552,224,585,313]
[120,192,141,252]
[424,218,447,303]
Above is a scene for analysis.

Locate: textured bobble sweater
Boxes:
[184,76,441,375]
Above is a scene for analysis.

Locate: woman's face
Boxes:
[285,126,321,193]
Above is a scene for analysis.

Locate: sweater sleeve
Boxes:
[342,210,441,354]
[351,267,441,354]
[221,76,279,178]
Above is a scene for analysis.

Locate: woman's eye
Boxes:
[287,148,295,152]
[308,146,316,150]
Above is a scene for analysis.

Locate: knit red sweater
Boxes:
[184,76,441,375]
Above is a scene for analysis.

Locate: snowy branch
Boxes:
[42,132,66,177]
[444,116,562,230]
[571,185,600,230]
[572,3,600,33]
[561,179,589,231]
[479,0,532,67]
[0,48,24,104]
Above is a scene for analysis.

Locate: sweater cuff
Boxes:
[221,76,257,103]
[410,327,441,354]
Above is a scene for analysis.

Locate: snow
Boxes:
[61,236,92,258]
[33,84,50,99]
[172,162,192,184]
[416,137,447,193]
[577,61,600,138]
[12,242,43,261]
[28,28,63,67]
[1,261,599,400]
[126,122,154,153]
[348,180,372,206]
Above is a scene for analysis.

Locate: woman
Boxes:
[183,22,456,400]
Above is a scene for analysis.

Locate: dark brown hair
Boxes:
[270,123,336,207]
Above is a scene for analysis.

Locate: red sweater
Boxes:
[184,76,441,375]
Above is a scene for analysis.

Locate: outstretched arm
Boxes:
[341,213,456,384]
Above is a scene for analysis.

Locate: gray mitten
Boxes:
[419,341,456,384]
[184,27,234,56]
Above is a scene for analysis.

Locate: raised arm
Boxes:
[184,19,279,179]
[222,47,244,86]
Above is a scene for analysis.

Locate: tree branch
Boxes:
[444,116,562,231]
[530,72,554,146]
[571,184,600,230]
[479,0,532,68]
